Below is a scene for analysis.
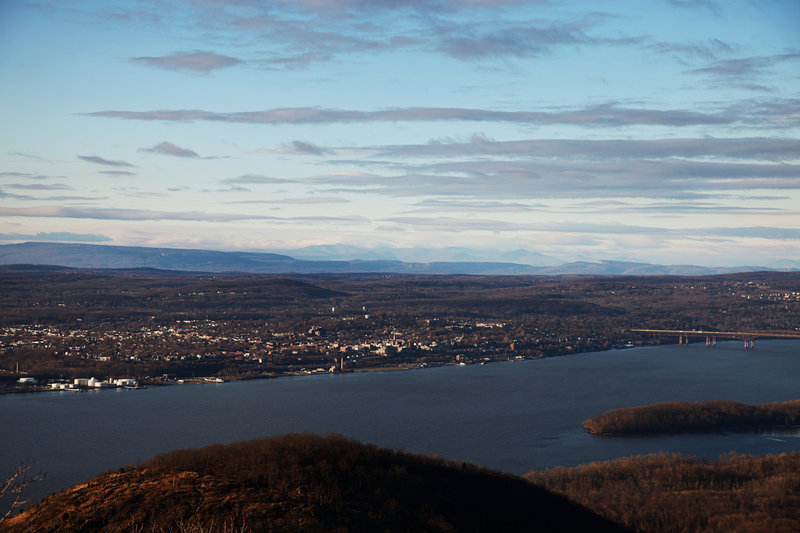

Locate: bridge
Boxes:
[629,329,800,349]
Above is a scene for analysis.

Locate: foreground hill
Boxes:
[4,433,627,533]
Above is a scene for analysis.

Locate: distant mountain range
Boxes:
[272,244,564,266]
[0,242,784,276]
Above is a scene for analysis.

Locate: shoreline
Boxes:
[4,337,795,396]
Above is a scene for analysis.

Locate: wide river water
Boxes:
[2,340,799,504]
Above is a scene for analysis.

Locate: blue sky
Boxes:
[1,0,798,267]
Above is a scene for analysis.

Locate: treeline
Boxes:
[0,347,228,382]
[3,268,800,335]
[583,399,800,435]
[527,451,800,533]
[4,433,626,532]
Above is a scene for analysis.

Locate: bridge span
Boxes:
[630,329,800,349]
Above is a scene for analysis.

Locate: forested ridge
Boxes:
[584,399,800,435]
[528,451,800,533]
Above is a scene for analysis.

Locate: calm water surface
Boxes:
[2,340,799,503]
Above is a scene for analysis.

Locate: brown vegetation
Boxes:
[583,399,800,435]
[527,451,800,533]
[4,433,626,533]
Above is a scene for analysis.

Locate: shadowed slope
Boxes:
[528,452,800,533]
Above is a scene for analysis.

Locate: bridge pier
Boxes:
[744,338,755,350]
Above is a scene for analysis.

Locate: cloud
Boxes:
[0,206,365,224]
[665,0,722,15]
[132,51,243,73]
[79,155,134,167]
[411,199,542,212]
[684,54,800,92]
[7,151,49,161]
[256,52,334,70]
[377,136,800,160]
[304,157,800,201]
[0,206,269,222]
[257,140,331,155]
[230,196,350,205]
[436,22,590,60]
[688,53,800,81]
[0,189,35,200]
[0,171,58,180]
[220,174,293,185]
[382,217,800,241]
[3,183,70,190]
[85,102,735,127]
[99,170,137,176]
[141,141,201,158]
[0,232,112,243]
[647,38,734,62]
[385,216,531,233]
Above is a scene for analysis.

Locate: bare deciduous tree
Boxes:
[0,459,45,522]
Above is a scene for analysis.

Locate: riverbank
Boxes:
[0,354,532,394]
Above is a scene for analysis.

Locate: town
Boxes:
[2,266,799,392]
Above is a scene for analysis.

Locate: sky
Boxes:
[1,0,798,267]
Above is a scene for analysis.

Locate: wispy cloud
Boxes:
[435,22,592,60]
[0,232,112,243]
[132,51,243,73]
[304,157,800,201]
[141,141,200,158]
[665,0,722,15]
[79,155,134,167]
[0,206,365,224]
[376,136,800,160]
[220,174,294,185]
[0,171,59,180]
[99,170,137,176]
[689,53,800,78]
[409,199,543,213]
[229,196,350,205]
[257,140,331,156]
[2,182,70,191]
[0,206,267,222]
[85,102,736,127]
[384,216,800,241]
[647,38,734,62]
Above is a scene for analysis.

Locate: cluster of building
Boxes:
[17,376,139,391]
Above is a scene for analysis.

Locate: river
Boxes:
[2,339,799,504]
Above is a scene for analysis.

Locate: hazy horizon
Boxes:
[1,0,798,268]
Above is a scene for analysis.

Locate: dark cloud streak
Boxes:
[79,155,134,167]
[141,141,201,158]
